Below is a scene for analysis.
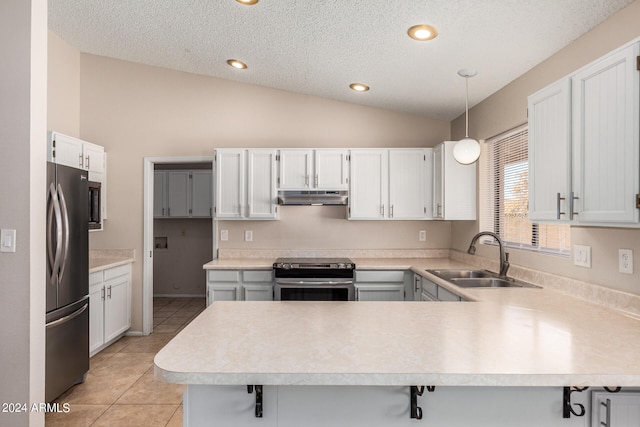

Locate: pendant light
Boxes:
[453,68,481,165]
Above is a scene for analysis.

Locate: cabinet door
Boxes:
[315,149,349,190]
[104,276,131,343]
[572,43,640,224]
[528,79,572,222]
[349,150,387,219]
[279,149,313,189]
[191,170,212,217]
[215,150,245,219]
[207,285,241,304]
[167,171,191,217]
[432,145,444,218]
[83,142,105,174]
[389,149,427,219]
[437,286,462,302]
[592,391,640,427]
[243,285,274,301]
[247,150,277,218]
[153,171,168,217]
[49,132,85,169]
[89,284,105,354]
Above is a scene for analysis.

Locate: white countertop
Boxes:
[156,257,640,387]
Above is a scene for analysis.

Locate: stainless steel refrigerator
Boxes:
[45,161,89,402]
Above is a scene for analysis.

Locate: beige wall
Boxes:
[75,54,451,331]
[153,219,212,296]
[48,31,80,137]
[0,0,47,425]
[450,0,640,295]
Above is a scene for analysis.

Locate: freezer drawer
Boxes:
[45,297,89,402]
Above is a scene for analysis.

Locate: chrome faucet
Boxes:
[467,231,510,277]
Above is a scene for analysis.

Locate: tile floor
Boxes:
[46,297,206,427]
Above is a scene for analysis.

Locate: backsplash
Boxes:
[218,248,450,259]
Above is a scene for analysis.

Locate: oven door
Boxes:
[274,279,355,301]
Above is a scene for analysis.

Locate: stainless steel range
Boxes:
[273,258,356,301]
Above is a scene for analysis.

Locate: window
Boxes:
[479,125,570,256]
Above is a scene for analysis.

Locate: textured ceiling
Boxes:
[48,0,634,121]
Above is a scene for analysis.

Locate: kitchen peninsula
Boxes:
[154,256,640,426]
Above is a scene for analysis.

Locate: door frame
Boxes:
[142,156,216,335]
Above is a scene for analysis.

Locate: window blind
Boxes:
[479,125,570,256]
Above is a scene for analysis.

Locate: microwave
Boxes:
[88,181,101,230]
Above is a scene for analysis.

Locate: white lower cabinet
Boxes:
[419,275,464,302]
[89,263,132,356]
[206,269,273,305]
[355,270,407,301]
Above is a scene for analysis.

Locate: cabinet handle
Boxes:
[107,285,112,299]
[86,155,90,169]
[314,174,318,187]
[380,205,384,217]
[390,205,394,218]
[569,192,579,220]
[414,276,420,293]
[101,286,105,301]
[78,153,83,168]
[600,398,611,427]
[305,175,309,187]
[556,193,566,219]
[436,203,442,218]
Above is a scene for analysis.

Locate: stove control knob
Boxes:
[338,263,346,269]
[283,263,291,269]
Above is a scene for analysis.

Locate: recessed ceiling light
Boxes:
[349,83,370,92]
[235,0,259,5]
[227,59,247,70]
[407,24,438,41]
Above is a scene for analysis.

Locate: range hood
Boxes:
[277,190,348,206]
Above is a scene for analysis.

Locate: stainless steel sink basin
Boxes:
[426,269,497,280]
[426,269,540,289]
[449,277,539,288]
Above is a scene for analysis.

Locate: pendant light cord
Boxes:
[465,77,469,138]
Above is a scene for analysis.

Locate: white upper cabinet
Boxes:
[349,149,388,219]
[278,149,349,190]
[47,131,105,175]
[167,170,191,217]
[432,141,476,220]
[349,149,430,220]
[528,79,572,222]
[572,42,639,224]
[215,149,277,220]
[528,40,640,226]
[154,171,169,217]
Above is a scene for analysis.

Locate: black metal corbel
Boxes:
[562,386,588,418]
[247,385,263,418]
[410,386,435,420]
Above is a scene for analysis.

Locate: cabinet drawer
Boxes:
[103,264,130,281]
[438,286,461,302]
[355,270,404,283]
[243,270,273,282]
[207,270,241,282]
[89,271,103,286]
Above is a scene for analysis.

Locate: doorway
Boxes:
[142,156,216,335]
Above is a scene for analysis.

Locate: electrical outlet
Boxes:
[419,230,426,241]
[0,229,16,253]
[244,230,253,242]
[573,245,591,268]
[619,249,633,274]
[220,230,228,241]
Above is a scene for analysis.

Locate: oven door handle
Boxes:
[276,280,354,286]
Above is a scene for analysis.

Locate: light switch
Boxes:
[0,229,16,253]
[220,230,229,241]
[244,230,253,242]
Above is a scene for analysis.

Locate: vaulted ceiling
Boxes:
[49,0,634,121]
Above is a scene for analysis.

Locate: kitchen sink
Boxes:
[426,269,540,289]
[426,269,497,280]
[449,277,540,288]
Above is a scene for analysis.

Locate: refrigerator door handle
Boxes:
[45,302,88,329]
[47,183,63,285]
[57,184,71,284]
